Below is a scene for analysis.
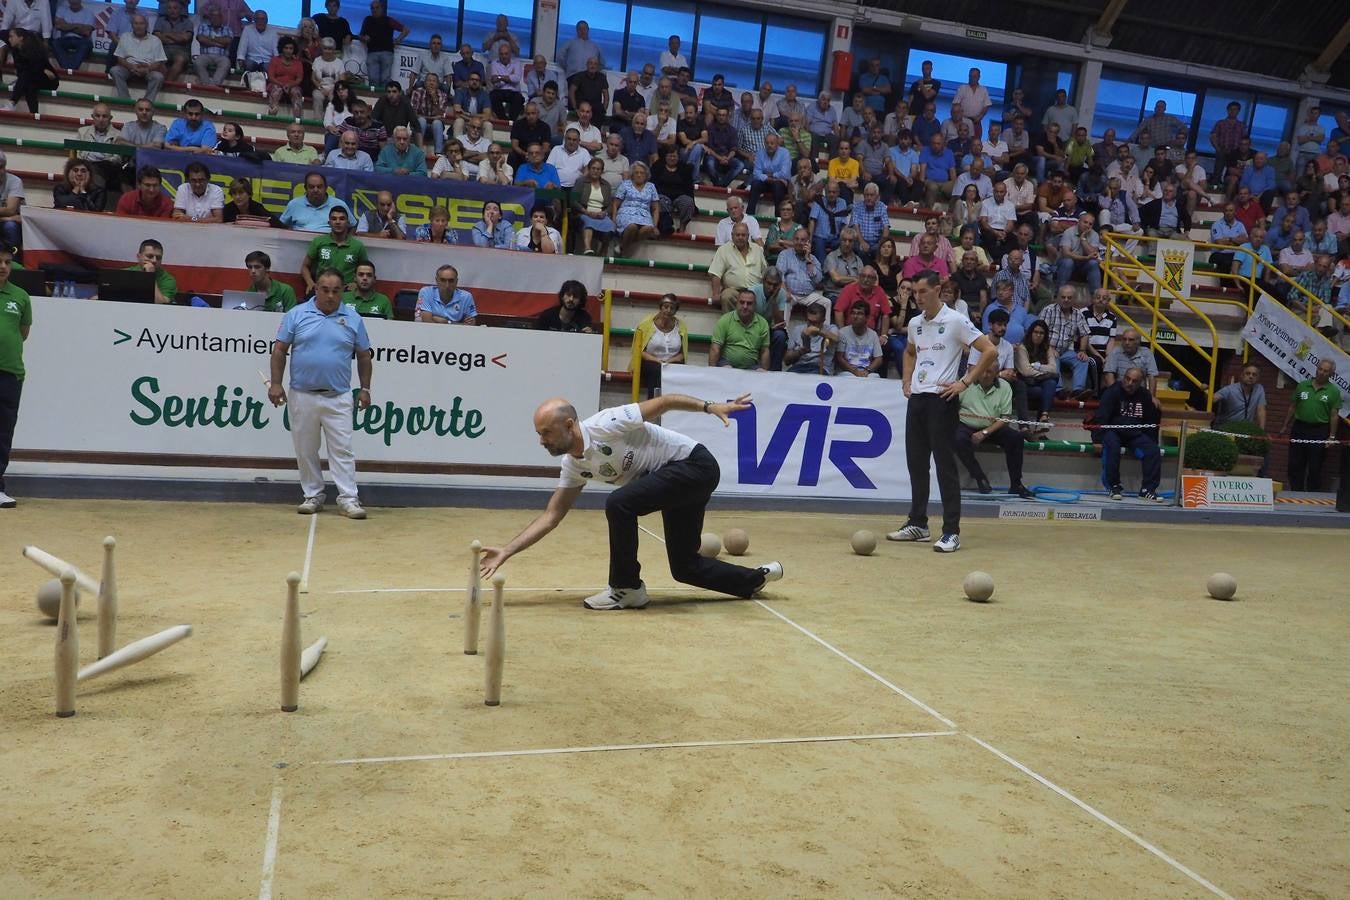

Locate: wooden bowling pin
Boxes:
[300,636,328,680]
[97,536,118,660]
[77,625,193,682]
[484,574,505,707]
[55,570,79,718]
[23,545,100,596]
[464,540,482,655]
[280,572,301,712]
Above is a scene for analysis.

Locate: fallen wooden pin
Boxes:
[77,625,194,683]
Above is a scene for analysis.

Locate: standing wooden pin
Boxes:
[97,536,118,660]
[280,572,302,712]
[55,569,79,718]
[484,573,506,706]
[464,540,483,654]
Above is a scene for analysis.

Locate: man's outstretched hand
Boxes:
[709,393,752,426]
[479,546,509,579]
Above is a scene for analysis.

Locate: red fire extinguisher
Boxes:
[830,50,854,93]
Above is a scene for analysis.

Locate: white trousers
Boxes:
[289,389,359,503]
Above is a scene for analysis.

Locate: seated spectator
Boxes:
[784,302,839,374]
[902,233,950,280]
[709,289,770,370]
[340,100,387,158]
[235,10,279,74]
[1035,170,1072,230]
[650,144,696,235]
[855,124,889,191]
[835,300,884,377]
[737,106,774,170]
[974,305,1026,415]
[1081,288,1117,373]
[302,207,367,292]
[415,264,476,324]
[411,204,456,244]
[111,15,166,102]
[621,111,659,168]
[1211,363,1267,429]
[471,200,516,249]
[824,227,864,299]
[952,184,984,234]
[52,0,97,72]
[166,100,217,154]
[953,157,994,201]
[1289,253,1335,319]
[572,101,604,153]
[1327,195,1350,254]
[475,142,514,185]
[805,91,840,157]
[1096,367,1164,501]
[571,158,614,254]
[115,164,173,218]
[789,156,824,224]
[778,229,830,317]
[487,43,525,121]
[808,180,849,263]
[1231,224,1274,287]
[993,242,1036,309]
[978,179,1018,257]
[597,133,631,190]
[325,130,374,172]
[508,141,559,193]
[918,133,956,207]
[1097,176,1142,257]
[568,56,609,127]
[452,42,485,89]
[223,176,269,222]
[372,80,418,145]
[547,128,590,189]
[75,103,123,200]
[244,250,297,312]
[982,278,1030,342]
[53,158,105,212]
[847,183,888,261]
[953,248,990,313]
[376,126,426,176]
[1277,229,1314,281]
[1033,122,1067,181]
[215,122,266,162]
[1266,210,1298,254]
[630,294,687,398]
[355,189,407,239]
[832,264,887,333]
[839,92,868,142]
[873,234,902,296]
[429,142,470,180]
[1056,212,1103,292]
[703,106,744,187]
[171,161,224,224]
[343,261,392,318]
[774,83,805,130]
[886,278,922,365]
[778,112,813,166]
[273,123,321,166]
[266,36,305,119]
[322,81,356,156]
[537,279,594,333]
[279,171,352,232]
[308,38,344,118]
[708,221,767,310]
[508,102,551,167]
[515,204,561,254]
[524,57,561,101]
[765,199,802,253]
[1041,285,1094,398]
[191,4,235,85]
[453,73,492,135]
[1232,184,1264,235]
[1015,318,1057,423]
[1102,328,1159,396]
[126,238,177,304]
[714,196,763,246]
[612,70,646,128]
[955,366,1032,496]
[750,266,789,370]
[1139,182,1191,239]
[612,162,660,257]
[676,102,709,168]
[5,28,58,115]
[1046,193,1082,243]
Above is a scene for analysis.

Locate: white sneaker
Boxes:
[296,496,323,514]
[933,533,961,553]
[583,583,649,610]
[0,491,15,508]
[886,524,930,542]
[338,500,367,519]
[757,561,784,583]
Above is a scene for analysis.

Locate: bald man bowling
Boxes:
[480,393,784,609]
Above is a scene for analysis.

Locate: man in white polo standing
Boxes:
[888,269,998,552]
[268,268,373,519]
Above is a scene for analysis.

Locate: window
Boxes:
[760,17,825,96]
[463,0,534,59]
[625,1,695,74]
[1312,105,1348,152]
[1195,90,1252,157]
[1250,96,1295,154]
[903,48,1007,122]
[692,6,761,90]
[556,0,627,73]
[266,0,305,30]
[1095,69,1147,145]
[387,0,463,49]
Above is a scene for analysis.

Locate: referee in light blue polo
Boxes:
[268,267,374,519]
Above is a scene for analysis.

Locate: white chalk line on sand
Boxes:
[257,773,284,900]
[299,515,317,593]
[321,731,957,766]
[329,585,708,595]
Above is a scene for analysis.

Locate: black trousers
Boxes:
[605,444,765,597]
[0,372,22,493]
[1287,421,1330,491]
[954,423,1025,486]
[905,392,962,535]
[746,178,787,216]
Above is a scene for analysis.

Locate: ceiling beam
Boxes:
[1091,0,1130,40]
[1310,16,1350,72]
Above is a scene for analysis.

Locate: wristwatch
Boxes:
[703,399,711,413]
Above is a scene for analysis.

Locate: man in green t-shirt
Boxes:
[302,207,367,293]
[1280,357,1342,491]
[245,250,298,312]
[126,239,178,303]
[708,289,770,370]
[0,245,31,507]
[342,261,393,319]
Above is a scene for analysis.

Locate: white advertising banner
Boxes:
[14,299,601,474]
[662,367,926,500]
[1241,295,1350,418]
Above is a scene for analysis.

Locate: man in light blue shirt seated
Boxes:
[917,133,956,207]
[374,126,427,176]
[886,130,922,205]
[514,143,561,188]
[325,130,375,171]
[1233,226,1273,287]
[804,91,840,156]
[1207,202,1247,272]
[1237,151,1276,208]
[414,265,478,324]
[165,99,217,152]
[279,172,353,231]
[982,278,1031,343]
[747,131,791,217]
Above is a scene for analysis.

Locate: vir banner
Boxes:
[12,299,601,475]
[1241,295,1350,417]
[662,367,927,500]
[1153,238,1194,299]
[135,148,537,239]
[20,206,603,316]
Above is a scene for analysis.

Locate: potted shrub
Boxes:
[1183,430,1238,475]
[1212,420,1269,476]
